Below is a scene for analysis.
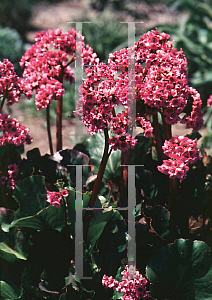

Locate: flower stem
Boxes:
[83,128,111,240]
[152,113,165,163]
[56,67,64,151]
[64,54,75,68]
[120,149,130,208]
[161,116,178,221]
[0,96,6,113]
[46,104,54,155]
[168,177,177,214]
[161,115,172,141]
[62,197,70,240]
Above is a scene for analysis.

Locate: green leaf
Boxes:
[87,208,122,254]
[66,187,117,245]
[112,264,125,299]
[66,189,92,227]
[13,175,47,218]
[130,134,152,165]
[0,242,26,262]
[2,215,44,232]
[0,281,23,299]
[85,132,121,180]
[150,205,170,238]
[2,205,65,232]
[186,132,202,140]
[202,134,212,149]
[146,239,212,300]
[51,149,92,186]
[41,205,66,231]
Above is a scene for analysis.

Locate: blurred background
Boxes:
[1,0,212,154]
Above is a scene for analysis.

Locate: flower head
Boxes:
[102,265,149,299]
[0,113,33,147]
[0,163,20,190]
[46,189,69,208]
[158,135,200,180]
[0,59,23,106]
[76,28,203,154]
[207,95,212,107]
[20,28,98,110]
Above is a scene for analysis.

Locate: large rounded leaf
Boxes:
[0,281,23,299]
[50,149,92,186]
[87,208,122,254]
[2,205,66,232]
[146,239,212,300]
[65,187,120,250]
[85,132,121,180]
[13,175,47,218]
[0,242,26,262]
[147,205,171,239]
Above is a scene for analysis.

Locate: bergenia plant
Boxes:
[75,28,203,235]
[0,25,212,300]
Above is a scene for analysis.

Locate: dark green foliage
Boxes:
[0,27,23,66]
[23,147,92,189]
[84,131,121,181]
[0,280,23,299]
[146,239,212,300]
[82,15,128,62]
[13,176,47,219]
[22,229,72,297]
[147,0,212,104]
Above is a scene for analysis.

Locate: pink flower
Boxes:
[158,135,200,180]
[102,265,149,299]
[47,191,62,208]
[0,163,20,190]
[0,113,33,147]
[46,189,69,208]
[61,190,69,197]
[76,28,203,154]
[0,59,23,106]
[20,28,98,110]
[180,87,203,132]
[207,95,212,107]
[7,163,19,178]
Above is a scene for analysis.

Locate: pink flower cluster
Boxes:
[20,28,98,110]
[0,113,33,146]
[0,163,20,190]
[135,29,188,123]
[75,61,148,150]
[76,28,203,152]
[158,135,200,180]
[0,59,23,106]
[136,117,153,137]
[46,189,69,208]
[111,28,203,131]
[207,94,212,107]
[181,87,204,131]
[102,265,149,299]
[109,111,138,151]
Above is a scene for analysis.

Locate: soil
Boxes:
[8,0,207,157]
